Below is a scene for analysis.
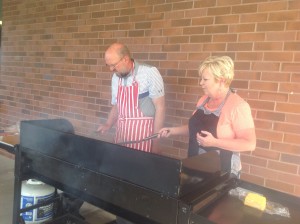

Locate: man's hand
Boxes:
[97,105,118,134]
[96,123,111,134]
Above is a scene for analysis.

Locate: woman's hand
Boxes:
[196,131,216,147]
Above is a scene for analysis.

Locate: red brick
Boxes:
[268,160,298,174]
[281,153,300,165]
[256,139,270,149]
[166,100,184,109]
[185,8,207,18]
[276,102,300,114]
[256,111,285,122]
[271,142,300,155]
[284,42,300,51]
[208,6,231,16]
[163,28,182,36]
[240,173,265,186]
[259,92,288,102]
[240,13,268,23]
[171,19,191,27]
[241,154,267,167]
[279,83,300,93]
[250,166,279,180]
[254,42,283,51]
[232,4,257,14]
[181,44,203,52]
[266,31,297,41]
[205,25,229,34]
[249,80,279,91]
[153,3,172,13]
[248,100,274,110]
[284,133,300,145]
[173,1,193,10]
[265,179,294,194]
[278,173,300,186]
[165,84,185,94]
[286,21,300,31]
[215,14,239,24]
[291,73,300,82]
[252,148,280,160]
[213,33,237,42]
[261,72,290,82]
[236,52,263,61]
[203,43,226,51]
[257,22,285,31]
[192,17,214,26]
[264,52,293,62]
[190,35,212,43]
[289,94,300,104]
[282,63,300,72]
[183,27,204,36]
[269,11,298,21]
[253,119,273,130]
[185,85,203,94]
[274,122,300,135]
[159,60,179,69]
[194,0,216,8]
[295,186,300,197]
[178,77,199,86]
[258,1,288,12]
[234,61,251,71]
[229,23,255,33]
[169,36,190,44]
[1,0,300,198]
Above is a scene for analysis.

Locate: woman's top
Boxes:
[196,92,254,140]
[194,92,255,176]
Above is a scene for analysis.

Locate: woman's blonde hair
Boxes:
[199,56,234,87]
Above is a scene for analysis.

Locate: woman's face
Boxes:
[199,68,221,98]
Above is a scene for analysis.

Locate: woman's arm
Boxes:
[159,125,189,138]
[197,128,256,152]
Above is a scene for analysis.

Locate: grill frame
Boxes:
[11,119,230,224]
[3,118,300,224]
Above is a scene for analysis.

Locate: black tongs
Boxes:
[118,133,160,145]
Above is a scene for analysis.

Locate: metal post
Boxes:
[12,144,22,224]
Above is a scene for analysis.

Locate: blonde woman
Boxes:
[159,56,256,177]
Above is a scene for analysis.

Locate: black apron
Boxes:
[188,91,232,172]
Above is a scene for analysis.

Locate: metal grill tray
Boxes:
[20,119,224,199]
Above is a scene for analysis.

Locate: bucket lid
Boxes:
[27,179,44,185]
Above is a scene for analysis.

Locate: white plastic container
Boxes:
[20,179,55,224]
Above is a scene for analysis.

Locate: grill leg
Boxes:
[12,145,22,224]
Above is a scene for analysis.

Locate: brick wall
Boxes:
[0,0,299,196]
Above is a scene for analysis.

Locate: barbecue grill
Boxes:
[1,118,299,224]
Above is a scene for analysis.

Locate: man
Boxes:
[97,42,165,154]
[97,43,165,224]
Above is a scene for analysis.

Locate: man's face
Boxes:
[105,53,129,77]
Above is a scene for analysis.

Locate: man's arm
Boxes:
[97,104,118,133]
[151,95,165,154]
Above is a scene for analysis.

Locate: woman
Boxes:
[159,56,256,176]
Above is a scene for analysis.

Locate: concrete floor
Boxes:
[0,153,14,224]
[0,152,115,224]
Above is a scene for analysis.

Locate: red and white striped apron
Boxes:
[115,73,154,152]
